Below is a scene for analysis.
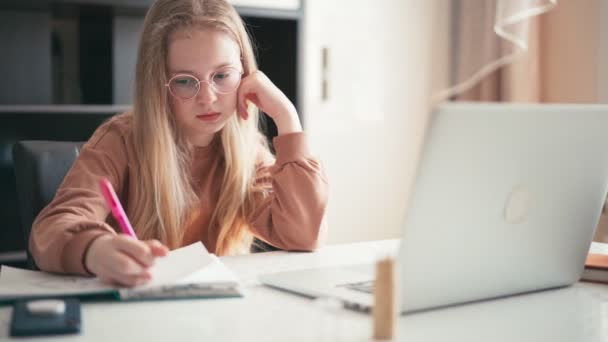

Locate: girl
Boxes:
[30,0,328,287]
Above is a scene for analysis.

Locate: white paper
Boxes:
[0,242,216,300]
[0,267,114,298]
[135,242,213,289]
[176,255,239,285]
[117,255,242,300]
[589,241,608,255]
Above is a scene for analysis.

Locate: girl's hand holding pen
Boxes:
[86,178,169,287]
[85,235,168,287]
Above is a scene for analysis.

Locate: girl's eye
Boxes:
[213,72,231,82]
[173,77,197,87]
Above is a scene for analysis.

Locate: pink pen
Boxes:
[99,177,138,239]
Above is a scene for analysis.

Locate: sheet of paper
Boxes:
[0,267,114,298]
[135,242,213,289]
[117,255,242,300]
[0,242,213,299]
[589,241,608,255]
[175,255,239,285]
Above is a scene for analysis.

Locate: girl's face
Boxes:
[166,28,242,146]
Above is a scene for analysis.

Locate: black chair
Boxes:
[12,140,278,269]
[12,141,84,269]
[1,111,116,266]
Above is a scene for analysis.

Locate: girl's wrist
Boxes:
[275,111,302,135]
[85,234,112,275]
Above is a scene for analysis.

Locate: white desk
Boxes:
[1,239,608,341]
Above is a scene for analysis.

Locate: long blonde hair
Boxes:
[129,0,264,255]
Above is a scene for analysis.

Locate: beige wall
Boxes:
[598,0,608,242]
[542,0,608,242]
[541,0,600,103]
[430,1,452,100]
[600,0,608,104]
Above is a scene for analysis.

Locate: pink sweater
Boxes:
[30,114,328,275]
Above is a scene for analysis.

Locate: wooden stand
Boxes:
[372,257,397,340]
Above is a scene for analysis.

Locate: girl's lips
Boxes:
[196,112,221,121]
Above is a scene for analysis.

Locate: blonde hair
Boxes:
[129,0,265,255]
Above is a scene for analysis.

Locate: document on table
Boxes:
[0,242,242,302]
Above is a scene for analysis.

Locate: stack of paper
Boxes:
[0,242,242,303]
[581,241,608,284]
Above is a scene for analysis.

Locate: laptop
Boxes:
[260,102,608,313]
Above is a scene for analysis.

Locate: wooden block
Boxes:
[372,257,397,340]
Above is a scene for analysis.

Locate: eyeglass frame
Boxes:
[164,67,244,100]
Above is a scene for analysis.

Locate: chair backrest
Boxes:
[1,110,117,264]
[12,141,84,269]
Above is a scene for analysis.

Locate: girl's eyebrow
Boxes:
[169,63,238,75]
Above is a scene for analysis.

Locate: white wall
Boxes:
[302,0,452,244]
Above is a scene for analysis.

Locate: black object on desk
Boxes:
[10,298,81,337]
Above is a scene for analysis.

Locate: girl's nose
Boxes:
[195,81,217,104]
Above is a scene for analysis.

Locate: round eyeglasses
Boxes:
[165,67,243,100]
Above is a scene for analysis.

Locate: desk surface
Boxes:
[1,239,607,341]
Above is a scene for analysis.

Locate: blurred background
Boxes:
[0,0,606,267]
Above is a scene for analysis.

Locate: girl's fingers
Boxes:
[240,92,261,120]
[97,242,158,287]
[114,236,155,267]
[97,261,150,287]
[145,239,169,257]
[115,273,152,287]
[245,93,261,107]
[98,275,114,285]
[240,103,249,120]
[110,254,152,286]
[237,84,249,119]
[241,90,257,108]
[237,72,267,119]
[102,272,151,287]
[110,252,149,277]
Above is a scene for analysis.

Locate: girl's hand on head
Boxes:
[237,70,302,135]
[85,235,169,287]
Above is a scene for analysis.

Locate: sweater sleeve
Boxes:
[29,118,130,275]
[249,132,329,251]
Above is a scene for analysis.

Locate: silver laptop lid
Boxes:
[399,103,608,312]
